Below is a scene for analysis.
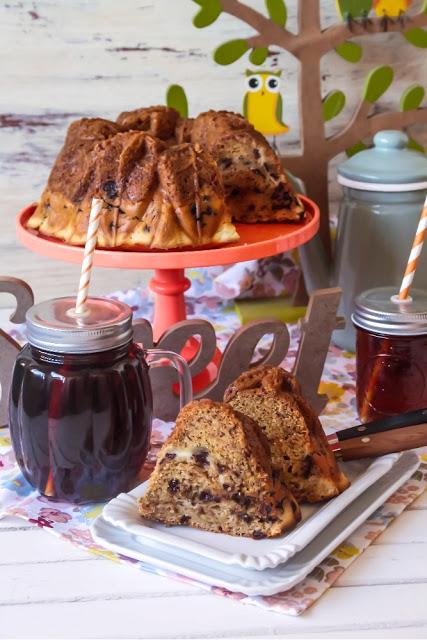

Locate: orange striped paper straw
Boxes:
[75,198,103,315]
[398,197,427,300]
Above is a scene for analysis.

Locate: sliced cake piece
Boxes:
[190,110,305,223]
[138,399,301,538]
[224,366,350,503]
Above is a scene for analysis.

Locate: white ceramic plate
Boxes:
[92,452,420,596]
[101,452,401,570]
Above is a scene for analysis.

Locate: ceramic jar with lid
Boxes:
[300,130,427,352]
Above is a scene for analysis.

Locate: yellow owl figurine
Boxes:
[373,0,411,17]
[243,70,289,140]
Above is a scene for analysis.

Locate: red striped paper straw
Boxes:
[398,197,427,300]
[75,198,103,315]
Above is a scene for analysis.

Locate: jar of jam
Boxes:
[8,297,192,504]
[352,286,427,422]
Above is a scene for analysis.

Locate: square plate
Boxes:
[92,452,420,596]
[101,453,401,570]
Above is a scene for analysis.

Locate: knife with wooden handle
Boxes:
[327,408,427,461]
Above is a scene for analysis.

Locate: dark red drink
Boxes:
[353,287,427,422]
[9,340,152,503]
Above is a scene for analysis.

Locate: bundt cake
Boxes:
[224,366,350,503]
[27,121,239,249]
[138,399,301,538]
[116,105,179,142]
[191,110,305,223]
[27,106,306,250]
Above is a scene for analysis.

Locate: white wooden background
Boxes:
[1,0,426,305]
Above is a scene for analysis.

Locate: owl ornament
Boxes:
[373,0,412,27]
[243,70,289,149]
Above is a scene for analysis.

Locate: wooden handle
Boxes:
[339,422,427,461]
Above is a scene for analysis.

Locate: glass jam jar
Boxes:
[352,287,427,422]
[8,297,191,504]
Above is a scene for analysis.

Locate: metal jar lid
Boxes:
[352,287,427,336]
[26,297,133,353]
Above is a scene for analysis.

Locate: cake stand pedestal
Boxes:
[17,196,319,390]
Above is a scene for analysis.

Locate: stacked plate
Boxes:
[91,451,420,596]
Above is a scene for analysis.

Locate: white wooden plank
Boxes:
[335,543,427,587]
[1,583,427,639]
[0,529,89,564]
[373,510,427,545]
[0,558,202,606]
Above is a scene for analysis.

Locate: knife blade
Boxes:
[327,408,427,461]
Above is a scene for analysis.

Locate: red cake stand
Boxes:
[17,196,319,389]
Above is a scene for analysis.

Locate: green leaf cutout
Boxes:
[404,27,427,48]
[265,0,287,26]
[346,142,367,157]
[407,137,425,154]
[214,39,249,65]
[249,47,269,65]
[362,65,393,104]
[322,90,346,121]
[400,85,425,111]
[335,41,362,63]
[166,84,189,118]
[192,0,222,28]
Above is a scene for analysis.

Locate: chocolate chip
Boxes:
[223,484,230,491]
[220,157,233,169]
[168,479,180,494]
[302,455,314,479]
[200,490,213,502]
[193,450,209,466]
[240,514,253,524]
[232,492,252,507]
[266,516,278,523]
[252,530,266,540]
[253,148,261,159]
[180,515,190,525]
[260,503,273,517]
[102,180,118,199]
[230,188,240,197]
[217,464,226,474]
[165,452,176,460]
[275,499,284,510]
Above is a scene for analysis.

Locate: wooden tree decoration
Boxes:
[191,0,427,257]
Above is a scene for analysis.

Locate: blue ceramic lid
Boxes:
[338,130,427,191]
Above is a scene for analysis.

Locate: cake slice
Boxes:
[224,366,350,503]
[191,110,305,223]
[138,399,301,538]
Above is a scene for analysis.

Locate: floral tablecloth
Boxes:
[1,273,426,616]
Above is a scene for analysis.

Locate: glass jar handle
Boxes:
[145,349,192,409]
